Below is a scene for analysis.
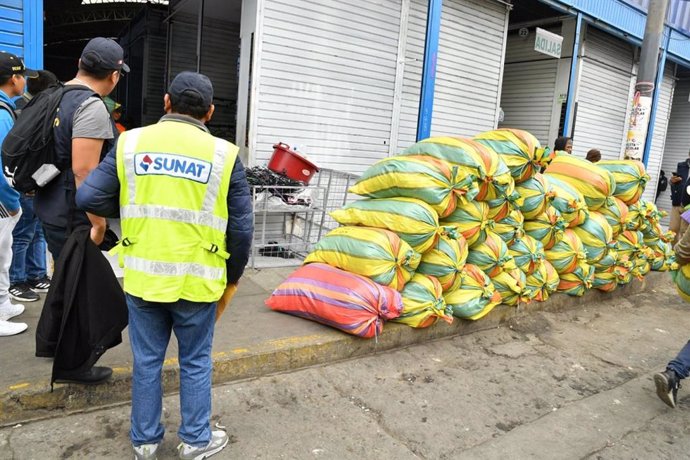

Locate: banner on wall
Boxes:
[623,91,652,161]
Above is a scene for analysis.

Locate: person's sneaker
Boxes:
[133,443,159,460]
[654,370,681,408]
[8,283,40,302]
[28,276,51,293]
[0,302,24,321]
[178,430,229,460]
[0,319,28,336]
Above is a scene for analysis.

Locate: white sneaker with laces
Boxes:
[0,319,28,336]
[178,430,229,460]
[133,442,159,460]
[0,302,25,321]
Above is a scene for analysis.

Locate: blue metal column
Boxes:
[562,12,582,137]
[642,27,671,167]
[416,0,443,141]
[22,0,42,68]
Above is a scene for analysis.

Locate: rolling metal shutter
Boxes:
[657,77,690,224]
[572,28,635,160]
[253,0,401,175]
[642,63,675,205]
[430,0,508,138]
[498,26,561,147]
[0,0,22,56]
[168,12,240,142]
[396,0,427,153]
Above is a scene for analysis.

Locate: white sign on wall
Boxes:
[534,27,563,58]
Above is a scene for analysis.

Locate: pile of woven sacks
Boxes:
[266,128,676,338]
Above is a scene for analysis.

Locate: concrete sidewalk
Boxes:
[0,266,667,426]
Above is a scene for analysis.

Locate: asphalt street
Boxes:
[1,277,689,460]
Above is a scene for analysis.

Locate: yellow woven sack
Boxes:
[304,226,421,291]
[597,160,650,205]
[493,209,525,245]
[545,155,615,211]
[545,228,587,275]
[572,213,615,264]
[441,201,493,247]
[474,128,547,183]
[525,261,551,301]
[509,234,545,275]
[673,264,690,302]
[330,197,452,254]
[592,267,617,292]
[393,274,454,328]
[444,264,502,320]
[515,174,554,220]
[626,201,643,231]
[632,256,651,279]
[544,174,589,227]
[593,248,618,271]
[596,197,629,237]
[348,154,478,218]
[491,268,527,306]
[544,259,560,295]
[466,231,517,277]
[614,256,634,285]
[486,187,523,222]
[403,137,513,201]
[557,261,594,296]
[524,206,566,250]
[417,234,469,292]
[616,230,643,261]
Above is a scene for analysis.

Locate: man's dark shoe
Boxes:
[654,370,681,408]
[28,276,51,293]
[54,366,113,385]
[8,283,40,302]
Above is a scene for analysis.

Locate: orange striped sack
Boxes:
[265,263,403,339]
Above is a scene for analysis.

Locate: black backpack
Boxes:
[1,84,93,193]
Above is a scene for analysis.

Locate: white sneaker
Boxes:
[0,319,28,336]
[0,302,25,321]
[133,442,159,460]
[178,430,229,460]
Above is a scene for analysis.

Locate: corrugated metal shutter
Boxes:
[498,25,561,146]
[658,77,690,224]
[396,0,427,153]
[168,13,240,142]
[642,63,675,205]
[431,0,508,137]
[0,0,22,56]
[143,36,167,126]
[572,27,635,159]
[253,0,401,175]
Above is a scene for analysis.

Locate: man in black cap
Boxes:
[77,71,252,460]
[33,37,128,384]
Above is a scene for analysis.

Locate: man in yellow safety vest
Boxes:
[76,71,253,460]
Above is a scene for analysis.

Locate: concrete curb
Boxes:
[0,272,661,427]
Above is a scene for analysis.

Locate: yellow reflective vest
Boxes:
[113,119,238,303]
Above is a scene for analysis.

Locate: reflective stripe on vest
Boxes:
[124,255,224,281]
[121,130,230,235]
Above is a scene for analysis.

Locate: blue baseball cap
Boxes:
[80,37,130,74]
[168,71,214,108]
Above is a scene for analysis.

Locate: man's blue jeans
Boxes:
[10,194,47,285]
[127,293,216,447]
[668,340,690,379]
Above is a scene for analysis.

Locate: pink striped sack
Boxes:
[265,263,403,338]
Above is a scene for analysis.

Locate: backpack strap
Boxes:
[0,100,17,121]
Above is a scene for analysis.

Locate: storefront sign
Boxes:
[623,91,653,161]
[534,28,563,58]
